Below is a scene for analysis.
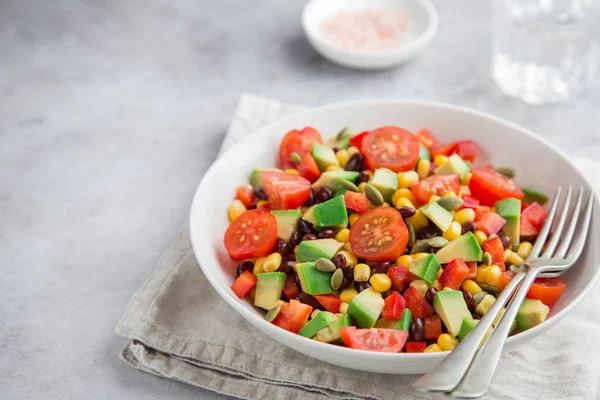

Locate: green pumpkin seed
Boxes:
[336,127,351,141]
[495,167,515,178]
[437,196,464,211]
[365,184,384,206]
[407,221,416,247]
[479,283,500,294]
[428,236,449,248]
[331,268,343,290]
[482,252,492,266]
[315,258,337,272]
[410,239,431,254]
[290,152,302,165]
[264,305,281,322]
[340,179,359,192]
[473,291,487,305]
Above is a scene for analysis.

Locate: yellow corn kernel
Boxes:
[437,333,459,351]
[354,263,371,282]
[347,146,360,156]
[461,173,472,185]
[334,228,350,243]
[340,287,358,303]
[396,255,413,269]
[424,343,443,353]
[393,188,418,206]
[256,200,269,208]
[454,208,475,225]
[432,280,443,291]
[343,241,353,253]
[442,287,454,291]
[462,279,482,295]
[412,252,428,260]
[474,230,488,245]
[436,268,444,279]
[507,251,525,266]
[410,279,429,296]
[349,213,361,226]
[293,245,299,255]
[339,302,349,315]
[358,182,367,193]
[394,196,416,210]
[407,210,429,231]
[486,264,502,289]
[517,241,533,260]
[398,171,419,188]
[460,184,471,195]
[476,265,491,285]
[370,274,392,292]
[311,309,321,319]
[253,257,266,275]
[428,195,440,204]
[263,252,282,272]
[443,190,457,198]
[335,313,344,318]
[434,154,448,166]
[274,300,286,307]
[228,199,247,222]
[335,149,350,167]
[417,159,431,179]
[312,335,321,342]
[285,168,299,175]
[326,165,343,172]
[504,249,513,262]
[442,221,462,242]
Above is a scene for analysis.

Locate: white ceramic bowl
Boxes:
[189,100,600,374]
[302,0,438,70]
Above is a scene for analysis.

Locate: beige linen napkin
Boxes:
[117,94,600,400]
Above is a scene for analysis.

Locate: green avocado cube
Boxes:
[347,287,384,328]
[370,168,398,203]
[313,195,348,228]
[419,143,431,161]
[296,239,342,262]
[295,262,334,295]
[435,232,483,264]
[435,154,471,180]
[476,294,496,316]
[494,198,521,248]
[374,308,412,330]
[409,253,441,284]
[254,272,286,310]
[420,202,454,232]
[326,128,354,150]
[270,210,302,242]
[317,315,352,343]
[298,311,338,338]
[249,168,281,188]
[312,171,359,196]
[522,187,549,205]
[516,299,550,331]
[457,317,478,341]
[312,143,339,171]
[433,290,472,337]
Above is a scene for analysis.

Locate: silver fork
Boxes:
[414,186,594,398]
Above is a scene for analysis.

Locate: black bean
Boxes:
[382,290,397,299]
[318,229,336,239]
[293,293,323,310]
[499,234,512,249]
[370,262,391,276]
[289,231,303,247]
[410,318,425,341]
[302,233,317,241]
[303,188,316,207]
[344,153,364,172]
[293,272,301,289]
[462,220,477,234]
[274,240,292,256]
[417,225,441,240]
[354,280,371,293]
[332,253,347,269]
[463,291,477,314]
[332,146,341,153]
[315,186,333,203]
[253,187,267,200]
[298,219,318,235]
[425,287,438,305]
[397,206,416,219]
[339,265,354,290]
[277,256,296,274]
[358,170,371,183]
[236,261,254,277]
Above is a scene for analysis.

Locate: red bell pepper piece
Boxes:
[344,191,370,214]
[296,152,321,183]
[382,291,406,320]
[271,299,312,334]
[475,211,507,235]
[282,275,300,300]
[405,341,427,353]
[454,140,478,162]
[482,236,506,271]
[465,261,477,279]
[461,194,480,210]
[424,314,442,339]
[431,143,457,159]
[231,271,257,299]
[521,202,549,235]
[438,258,470,290]
[403,286,434,319]
[388,265,415,293]
[313,294,342,314]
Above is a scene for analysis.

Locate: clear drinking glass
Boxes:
[492,0,600,104]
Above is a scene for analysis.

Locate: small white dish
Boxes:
[302,0,439,70]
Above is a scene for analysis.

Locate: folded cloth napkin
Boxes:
[117,94,600,400]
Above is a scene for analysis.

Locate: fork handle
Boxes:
[451,269,541,398]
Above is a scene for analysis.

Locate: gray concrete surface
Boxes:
[1,0,598,399]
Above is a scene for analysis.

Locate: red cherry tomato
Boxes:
[313,294,342,314]
[235,185,256,208]
[411,175,460,205]
[482,236,506,271]
[261,171,311,210]
[223,210,277,260]
[340,326,408,353]
[361,126,420,172]
[522,203,549,231]
[350,208,409,261]
[344,191,371,214]
[454,140,478,162]
[349,131,369,151]
[431,142,457,158]
[474,211,507,236]
[526,277,567,307]
[469,167,524,206]
[278,127,323,170]
[296,152,321,182]
[415,129,438,149]
[461,194,480,210]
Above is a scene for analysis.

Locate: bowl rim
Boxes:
[189,99,600,363]
[301,0,439,59]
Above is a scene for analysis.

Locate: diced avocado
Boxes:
[409,253,441,284]
[347,287,384,328]
[492,307,517,334]
[398,308,412,330]
[495,198,521,247]
[435,154,471,180]
[374,308,412,330]
[420,202,454,232]
[516,298,550,331]
[249,168,281,188]
[312,143,339,171]
[323,170,359,183]
[296,239,342,262]
[254,272,286,310]
[270,210,302,242]
[312,171,359,196]
[295,262,334,295]
[317,315,352,343]
[312,195,348,228]
[457,317,493,342]
[369,168,398,203]
[433,290,472,337]
[476,294,496,316]
[435,232,483,264]
[298,311,338,338]
[522,187,549,205]
[302,206,317,225]
[326,127,354,150]
[419,143,431,161]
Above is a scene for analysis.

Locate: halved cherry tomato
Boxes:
[271,299,313,334]
[388,265,415,292]
[424,314,442,339]
[231,271,257,299]
[361,126,420,172]
[223,210,277,260]
[520,216,538,237]
[527,277,567,307]
[235,185,256,208]
[350,208,409,261]
[466,262,477,279]
[296,152,321,182]
[482,236,506,271]
[382,291,406,320]
[340,326,408,353]
[431,142,457,158]
[344,191,370,214]
[415,129,438,149]
[522,203,549,231]
[454,140,478,162]
[475,211,507,236]
[314,294,342,313]
[438,258,470,289]
[349,131,368,151]
[261,171,311,210]
[403,286,434,319]
[278,127,323,170]
[405,341,427,353]
[469,167,524,206]
[282,275,300,300]
[461,194,480,210]
[411,174,460,204]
